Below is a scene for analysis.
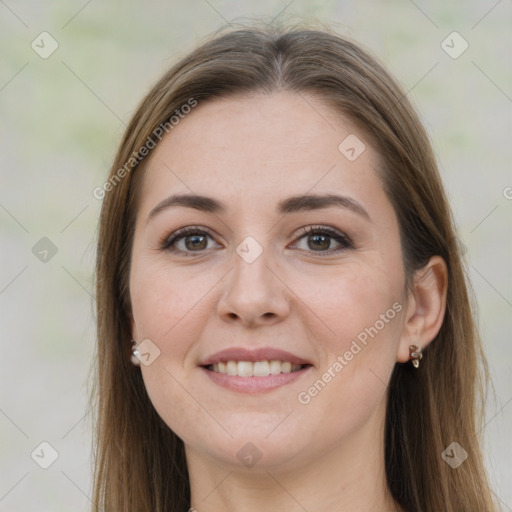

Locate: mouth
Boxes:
[199,347,313,393]
[199,347,314,393]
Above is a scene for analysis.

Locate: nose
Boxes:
[216,242,291,327]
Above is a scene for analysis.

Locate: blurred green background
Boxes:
[1,1,511,510]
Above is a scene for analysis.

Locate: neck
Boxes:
[186,400,402,512]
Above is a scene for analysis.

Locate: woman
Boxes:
[91,21,497,511]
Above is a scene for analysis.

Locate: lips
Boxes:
[199,347,313,392]
[199,347,312,367]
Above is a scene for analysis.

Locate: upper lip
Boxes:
[199,347,312,366]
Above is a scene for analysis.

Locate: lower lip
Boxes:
[201,366,312,393]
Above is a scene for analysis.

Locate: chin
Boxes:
[189,433,309,472]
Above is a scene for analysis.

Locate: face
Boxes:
[129,91,408,472]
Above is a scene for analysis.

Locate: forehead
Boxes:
[138,91,390,220]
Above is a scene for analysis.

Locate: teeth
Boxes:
[209,360,303,377]
[281,362,292,373]
[253,361,270,376]
[237,361,253,377]
[226,361,238,376]
[269,360,282,375]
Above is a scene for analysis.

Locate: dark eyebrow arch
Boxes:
[278,193,371,221]
[147,193,371,222]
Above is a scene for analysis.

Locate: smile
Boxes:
[199,346,313,393]
[201,362,312,393]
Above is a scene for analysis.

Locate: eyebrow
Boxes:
[147,193,371,222]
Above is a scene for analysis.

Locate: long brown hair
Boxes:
[91,20,497,512]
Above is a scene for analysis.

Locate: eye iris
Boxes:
[185,234,207,250]
[308,233,330,251]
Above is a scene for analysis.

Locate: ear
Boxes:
[397,255,448,363]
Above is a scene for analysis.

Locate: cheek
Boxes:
[130,259,218,443]
[130,255,218,347]
[291,261,404,426]
[294,257,404,355]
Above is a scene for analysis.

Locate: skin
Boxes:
[129,91,447,511]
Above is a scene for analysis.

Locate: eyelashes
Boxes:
[160,226,214,255]
[159,225,354,257]
[294,226,353,253]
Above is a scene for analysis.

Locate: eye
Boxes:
[292,226,353,255]
[160,225,353,257]
[160,226,219,256]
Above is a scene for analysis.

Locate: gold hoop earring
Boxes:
[409,345,423,368]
